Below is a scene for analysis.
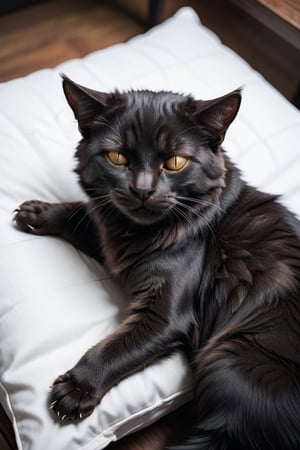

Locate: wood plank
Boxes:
[0,0,144,82]
[228,0,300,50]
[257,0,300,30]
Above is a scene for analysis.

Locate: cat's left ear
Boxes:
[192,89,241,147]
[61,73,123,134]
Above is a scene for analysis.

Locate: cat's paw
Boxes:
[49,369,101,423]
[13,200,61,235]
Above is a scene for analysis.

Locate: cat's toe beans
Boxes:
[49,373,99,423]
[14,200,50,234]
[25,200,51,216]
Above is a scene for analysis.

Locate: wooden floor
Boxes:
[0,0,144,82]
[0,0,299,103]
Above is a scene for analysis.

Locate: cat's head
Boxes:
[62,74,241,226]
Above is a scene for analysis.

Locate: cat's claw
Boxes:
[49,400,57,410]
[13,200,60,235]
[49,370,101,423]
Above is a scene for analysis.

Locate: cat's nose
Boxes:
[131,171,155,201]
[130,185,155,201]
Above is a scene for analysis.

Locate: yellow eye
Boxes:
[106,151,128,166]
[164,156,188,172]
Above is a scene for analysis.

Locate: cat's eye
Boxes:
[106,151,128,166]
[164,156,189,172]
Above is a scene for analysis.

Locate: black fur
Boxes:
[15,75,300,449]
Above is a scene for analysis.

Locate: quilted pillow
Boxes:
[0,7,299,450]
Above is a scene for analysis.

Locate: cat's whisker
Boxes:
[176,195,226,215]
[67,202,88,221]
[89,195,112,206]
[170,207,186,227]
[172,205,198,235]
[175,201,217,243]
[165,208,178,233]
[71,214,94,235]
[68,191,117,234]
[100,203,118,224]
[87,198,112,216]
[70,197,112,234]
[89,196,117,224]
[83,189,111,199]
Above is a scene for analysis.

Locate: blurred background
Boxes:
[0,0,299,107]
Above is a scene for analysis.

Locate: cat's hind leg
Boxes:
[178,336,300,450]
[14,200,103,262]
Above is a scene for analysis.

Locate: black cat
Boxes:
[15,75,300,449]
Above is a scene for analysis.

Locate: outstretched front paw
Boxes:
[13,200,63,235]
[49,369,101,423]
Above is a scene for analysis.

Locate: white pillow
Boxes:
[0,7,300,450]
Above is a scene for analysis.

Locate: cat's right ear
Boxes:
[187,89,241,149]
[61,74,122,133]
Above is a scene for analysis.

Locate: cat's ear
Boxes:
[191,89,241,148]
[61,74,122,132]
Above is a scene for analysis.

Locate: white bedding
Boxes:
[0,7,299,450]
